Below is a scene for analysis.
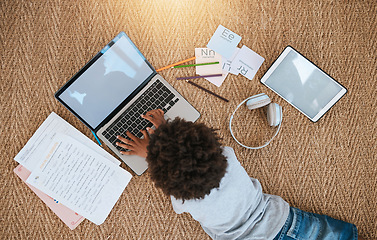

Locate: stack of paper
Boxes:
[14,165,85,230]
[14,112,132,229]
[197,24,265,87]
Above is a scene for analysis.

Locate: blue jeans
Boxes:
[274,207,358,240]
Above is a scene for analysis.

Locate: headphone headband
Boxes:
[229,95,282,150]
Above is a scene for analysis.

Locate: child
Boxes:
[116,109,359,240]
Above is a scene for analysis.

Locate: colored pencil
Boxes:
[176,74,223,80]
[156,57,196,72]
[172,61,219,68]
[185,80,229,102]
[91,130,103,147]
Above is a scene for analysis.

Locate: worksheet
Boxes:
[26,134,132,225]
[14,112,120,172]
[14,165,85,230]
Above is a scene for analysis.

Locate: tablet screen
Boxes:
[261,46,346,122]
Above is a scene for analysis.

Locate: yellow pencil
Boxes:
[156,56,196,72]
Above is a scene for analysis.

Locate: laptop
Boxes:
[55,32,200,175]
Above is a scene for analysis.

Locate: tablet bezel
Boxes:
[260,46,347,122]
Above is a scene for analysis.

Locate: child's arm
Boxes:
[116,130,150,158]
[116,109,166,157]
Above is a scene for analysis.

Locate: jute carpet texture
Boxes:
[1,0,376,239]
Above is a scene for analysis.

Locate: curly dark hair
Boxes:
[146,118,228,201]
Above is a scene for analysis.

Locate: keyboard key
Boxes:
[166,93,175,103]
[103,80,176,148]
[132,129,139,135]
[109,136,116,143]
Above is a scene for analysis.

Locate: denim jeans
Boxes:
[273,207,358,240]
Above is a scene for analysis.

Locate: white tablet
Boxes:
[260,46,347,122]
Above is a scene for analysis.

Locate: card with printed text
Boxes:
[222,47,240,75]
[207,25,242,60]
[195,48,222,75]
[230,45,264,80]
[195,48,227,87]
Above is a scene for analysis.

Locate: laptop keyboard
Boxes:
[102,79,179,151]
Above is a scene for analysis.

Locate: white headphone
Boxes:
[229,93,282,149]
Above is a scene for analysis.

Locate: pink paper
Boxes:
[14,165,85,230]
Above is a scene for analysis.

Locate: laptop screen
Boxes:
[56,32,155,129]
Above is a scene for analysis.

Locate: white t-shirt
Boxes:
[171,147,289,240]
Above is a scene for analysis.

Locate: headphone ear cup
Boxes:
[266,103,282,127]
[246,93,271,110]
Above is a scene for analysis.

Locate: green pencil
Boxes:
[172,61,219,68]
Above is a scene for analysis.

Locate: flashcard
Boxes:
[195,48,222,75]
[230,45,264,80]
[222,47,240,75]
[195,48,227,86]
[208,54,230,87]
[207,25,242,60]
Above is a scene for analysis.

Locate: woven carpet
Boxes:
[1,0,376,239]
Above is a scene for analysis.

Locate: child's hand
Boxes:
[116,129,153,158]
[141,109,166,129]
